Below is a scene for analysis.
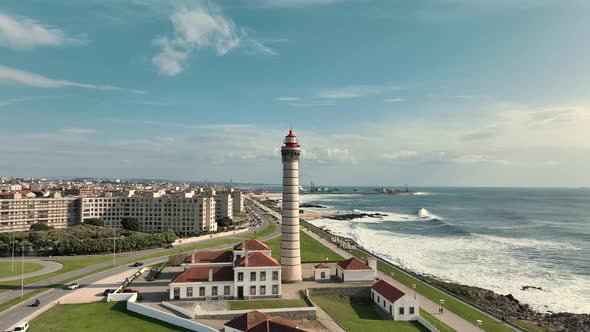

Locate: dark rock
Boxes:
[326,213,387,221]
[522,285,544,291]
[300,203,327,208]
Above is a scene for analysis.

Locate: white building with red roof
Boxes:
[371,279,419,321]
[313,263,331,281]
[169,239,282,300]
[335,257,377,282]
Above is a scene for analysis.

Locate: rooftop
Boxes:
[235,252,279,268]
[225,310,304,332]
[336,257,373,271]
[171,266,234,283]
[371,279,406,304]
[184,250,233,264]
[233,239,271,251]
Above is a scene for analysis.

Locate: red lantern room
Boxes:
[284,129,299,147]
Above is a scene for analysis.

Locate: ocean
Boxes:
[295,187,590,314]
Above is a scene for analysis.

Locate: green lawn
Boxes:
[301,220,333,242]
[242,222,277,239]
[266,230,344,263]
[510,319,556,332]
[350,250,514,332]
[29,302,190,331]
[420,308,456,332]
[312,295,430,332]
[0,261,44,278]
[229,299,308,310]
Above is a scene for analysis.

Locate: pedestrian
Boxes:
[441,308,444,314]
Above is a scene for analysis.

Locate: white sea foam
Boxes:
[309,215,590,314]
[413,192,432,196]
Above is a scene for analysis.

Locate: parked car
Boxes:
[166,244,174,249]
[13,322,29,332]
[66,283,80,290]
[103,289,116,296]
[122,288,138,293]
[131,262,144,267]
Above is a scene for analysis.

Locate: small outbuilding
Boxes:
[313,263,331,281]
[371,279,419,321]
[335,257,376,282]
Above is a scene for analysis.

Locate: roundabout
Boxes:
[0,259,63,282]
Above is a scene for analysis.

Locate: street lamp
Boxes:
[412,284,416,299]
[439,299,445,314]
[390,272,395,280]
[476,319,482,331]
[11,224,15,272]
[21,245,24,298]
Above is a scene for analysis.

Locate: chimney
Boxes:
[208,268,213,282]
[245,251,249,267]
[192,251,196,264]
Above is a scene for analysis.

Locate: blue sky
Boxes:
[1,0,589,186]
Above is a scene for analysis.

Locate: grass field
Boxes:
[312,295,430,332]
[229,299,308,310]
[242,222,277,239]
[0,261,44,279]
[350,249,514,332]
[266,230,344,263]
[420,308,456,332]
[29,302,190,331]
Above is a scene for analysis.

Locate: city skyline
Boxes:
[1,0,590,186]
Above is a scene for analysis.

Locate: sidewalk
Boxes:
[301,226,481,332]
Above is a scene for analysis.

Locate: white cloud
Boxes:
[275,97,299,101]
[0,65,144,94]
[0,96,53,107]
[384,98,405,102]
[318,84,401,99]
[61,127,96,135]
[0,13,83,50]
[152,2,275,76]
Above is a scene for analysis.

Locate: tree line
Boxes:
[0,221,175,256]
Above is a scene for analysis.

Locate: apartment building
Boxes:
[213,191,233,222]
[231,190,244,213]
[0,192,80,233]
[80,193,217,235]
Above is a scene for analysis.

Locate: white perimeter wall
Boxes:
[417,316,441,332]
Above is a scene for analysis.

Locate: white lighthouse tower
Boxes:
[280,129,302,282]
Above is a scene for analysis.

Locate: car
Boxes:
[13,322,29,332]
[122,288,138,293]
[66,283,80,290]
[131,262,144,267]
[103,289,116,296]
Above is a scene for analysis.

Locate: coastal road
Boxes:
[0,204,281,332]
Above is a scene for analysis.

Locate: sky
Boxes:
[0,0,589,187]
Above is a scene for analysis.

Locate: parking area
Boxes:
[58,265,142,304]
[128,266,181,303]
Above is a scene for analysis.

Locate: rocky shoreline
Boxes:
[324,212,387,220]
[308,222,589,332]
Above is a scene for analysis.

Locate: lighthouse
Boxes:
[280,129,302,282]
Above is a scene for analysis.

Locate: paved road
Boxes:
[0,200,280,332]
[0,259,63,282]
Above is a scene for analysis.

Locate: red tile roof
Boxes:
[233,239,270,251]
[171,266,234,283]
[235,252,279,268]
[183,250,233,264]
[225,310,305,332]
[371,279,406,304]
[337,257,373,271]
[314,263,330,269]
